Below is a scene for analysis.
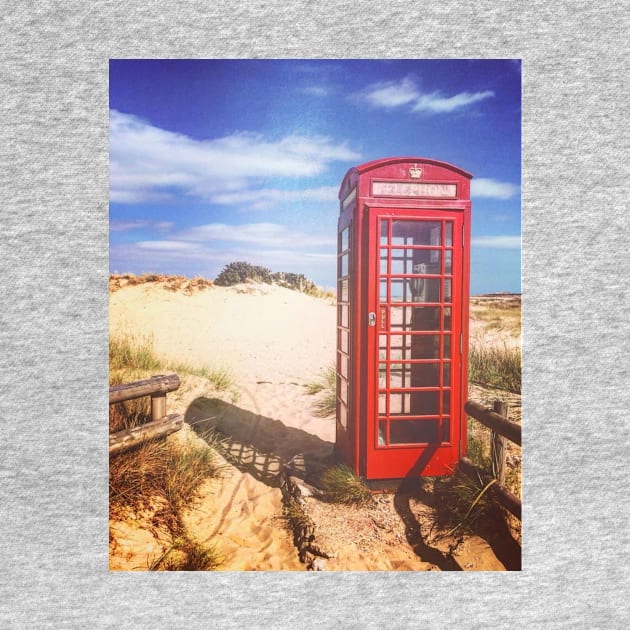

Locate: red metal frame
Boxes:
[336,158,471,481]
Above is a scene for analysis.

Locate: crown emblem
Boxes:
[409,165,422,179]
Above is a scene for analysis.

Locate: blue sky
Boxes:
[109,59,521,294]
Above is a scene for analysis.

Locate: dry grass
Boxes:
[469,343,521,394]
[319,465,375,507]
[109,273,213,294]
[305,365,337,418]
[431,471,497,536]
[109,331,233,395]
[109,438,225,522]
[109,332,230,570]
[109,434,226,571]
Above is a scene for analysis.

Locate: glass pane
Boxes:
[340,330,348,353]
[390,420,439,444]
[444,250,452,274]
[378,393,386,414]
[411,335,441,359]
[378,420,387,446]
[380,280,388,302]
[411,278,440,303]
[409,249,441,272]
[415,363,440,388]
[389,363,407,389]
[340,254,348,277]
[443,390,451,415]
[444,279,452,303]
[444,307,452,330]
[441,418,450,443]
[412,306,441,330]
[380,255,388,275]
[392,221,441,247]
[411,391,440,415]
[378,363,387,388]
[391,251,412,275]
[443,363,451,386]
[390,363,440,388]
[341,227,349,252]
[443,334,451,358]
[338,375,348,404]
[445,223,452,246]
[340,279,348,302]
[380,219,388,244]
[379,334,387,350]
[389,392,411,414]
[339,304,348,328]
[389,279,409,302]
[389,306,441,331]
[389,335,411,360]
[339,353,348,378]
[389,306,409,331]
[339,402,347,429]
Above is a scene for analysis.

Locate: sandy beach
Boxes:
[109,278,521,571]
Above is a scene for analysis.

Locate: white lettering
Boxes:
[372,181,457,198]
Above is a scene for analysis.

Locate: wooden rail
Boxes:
[460,399,522,520]
[464,400,521,446]
[109,374,182,455]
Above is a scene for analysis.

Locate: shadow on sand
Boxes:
[186,397,521,570]
[185,397,334,487]
[391,449,521,571]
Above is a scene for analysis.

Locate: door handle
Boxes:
[368,312,376,327]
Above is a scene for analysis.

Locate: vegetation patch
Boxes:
[469,343,521,394]
[214,260,334,299]
[109,332,233,396]
[305,365,337,418]
[319,465,375,507]
[109,333,231,570]
[110,273,213,294]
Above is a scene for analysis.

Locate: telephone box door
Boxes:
[366,209,465,478]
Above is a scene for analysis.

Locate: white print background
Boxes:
[1,2,629,628]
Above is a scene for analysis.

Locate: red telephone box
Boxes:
[335,157,472,481]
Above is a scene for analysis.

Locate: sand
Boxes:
[109,280,521,571]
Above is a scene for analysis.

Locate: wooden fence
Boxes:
[109,374,183,456]
[460,399,522,520]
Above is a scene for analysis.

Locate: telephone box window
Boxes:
[390,420,439,445]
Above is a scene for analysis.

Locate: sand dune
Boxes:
[109,280,520,571]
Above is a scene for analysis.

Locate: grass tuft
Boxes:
[153,537,223,572]
[432,471,495,535]
[469,343,521,394]
[109,332,233,393]
[305,366,337,418]
[109,439,225,519]
[319,464,374,506]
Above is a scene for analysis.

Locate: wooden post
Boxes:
[491,401,508,485]
[151,392,167,421]
[463,400,521,445]
[458,457,521,519]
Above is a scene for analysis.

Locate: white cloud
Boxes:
[136,240,202,251]
[472,236,521,249]
[412,90,495,113]
[110,220,174,232]
[211,186,338,209]
[471,178,520,199]
[356,76,494,114]
[110,110,360,204]
[360,77,420,108]
[179,222,334,248]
